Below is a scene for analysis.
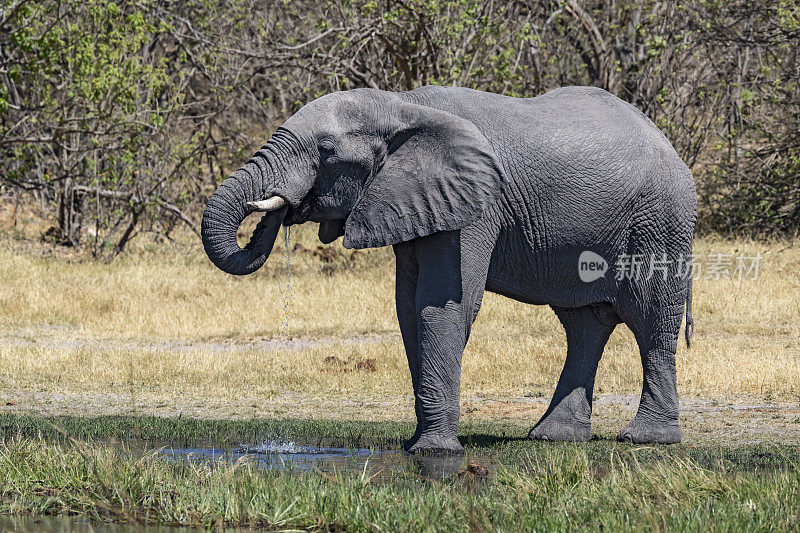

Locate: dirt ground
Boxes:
[4,388,799,445]
[3,330,798,446]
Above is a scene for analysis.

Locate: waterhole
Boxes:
[150,438,478,480]
[155,439,395,472]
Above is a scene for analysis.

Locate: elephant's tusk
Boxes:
[246,196,287,212]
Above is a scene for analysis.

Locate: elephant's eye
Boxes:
[319,140,337,163]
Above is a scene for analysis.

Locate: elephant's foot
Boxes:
[528,416,590,442]
[617,417,681,444]
[403,431,464,455]
[528,390,592,442]
[619,356,681,444]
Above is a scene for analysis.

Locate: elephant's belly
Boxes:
[484,235,550,305]
[485,241,619,309]
[484,277,550,306]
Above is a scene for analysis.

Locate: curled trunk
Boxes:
[201,159,286,276]
[201,129,312,275]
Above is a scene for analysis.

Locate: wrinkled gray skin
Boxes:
[201,86,697,453]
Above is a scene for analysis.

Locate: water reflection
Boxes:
[409,453,467,479]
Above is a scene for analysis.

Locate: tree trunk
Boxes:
[57,178,83,246]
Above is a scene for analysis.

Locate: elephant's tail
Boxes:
[684,275,694,348]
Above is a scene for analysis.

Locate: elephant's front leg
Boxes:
[394,242,422,431]
[398,230,490,454]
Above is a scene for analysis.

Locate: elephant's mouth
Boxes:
[318,219,347,244]
[282,202,308,226]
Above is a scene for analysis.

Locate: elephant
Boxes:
[201,85,696,453]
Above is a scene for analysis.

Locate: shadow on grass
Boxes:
[460,433,529,448]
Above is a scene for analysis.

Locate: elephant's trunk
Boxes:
[201,130,311,275]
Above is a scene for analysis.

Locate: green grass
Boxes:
[0,413,416,448]
[1,415,799,531]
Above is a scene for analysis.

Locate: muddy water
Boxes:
[152,439,477,479]
[155,439,395,472]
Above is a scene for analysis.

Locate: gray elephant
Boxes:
[201,86,696,453]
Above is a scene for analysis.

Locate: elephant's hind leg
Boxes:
[529,304,617,442]
[617,305,683,444]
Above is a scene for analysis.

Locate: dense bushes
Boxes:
[1,0,798,255]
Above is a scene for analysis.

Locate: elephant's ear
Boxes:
[342,100,508,249]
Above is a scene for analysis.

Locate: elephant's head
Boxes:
[201,88,507,275]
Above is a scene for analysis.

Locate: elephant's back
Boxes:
[524,86,696,228]
[500,89,668,245]
[406,84,694,236]
[527,86,680,164]
[407,85,685,186]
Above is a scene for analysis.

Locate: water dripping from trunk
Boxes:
[278,225,293,392]
[281,225,293,343]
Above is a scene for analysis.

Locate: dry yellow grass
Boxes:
[0,225,397,340]
[1,217,799,418]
